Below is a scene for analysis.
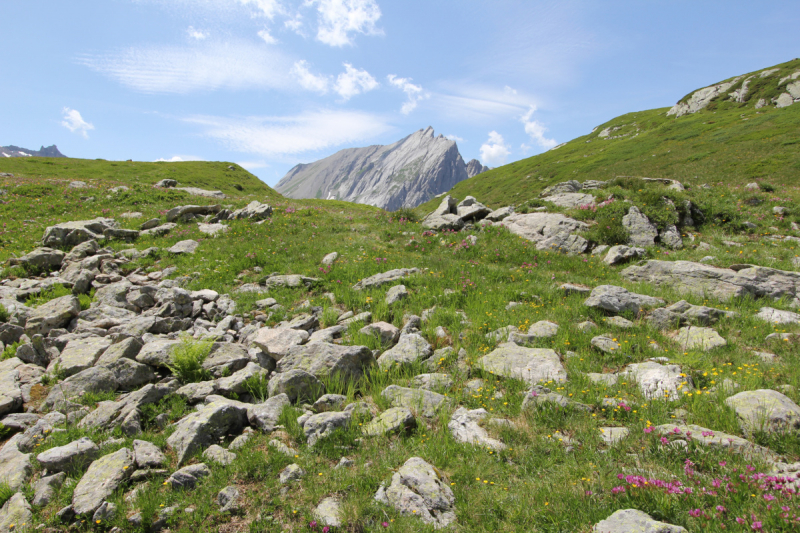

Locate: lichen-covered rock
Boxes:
[0,493,32,533]
[135,339,181,368]
[386,284,409,305]
[377,334,432,369]
[25,295,81,336]
[72,447,134,516]
[360,321,400,345]
[756,307,800,324]
[409,373,453,391]
[503,213,589,249]
[303,411,353,446]
[527,320,559,338]
[603,245,646,266]
[593,509,686,533]
[584,285,665,315]
[133,440,166,469]
[43,366,118,410]
[653,424,776,460]
[277,342,375,382]
[381,385,448,417]
[252,328,309,360]
[247,393,290,432]
[202,444,236,465]
[166,463,211,489]
[56,336,112,378]
[267,369,324,403]
[725,389,800,434]
[32,472,66,506]
[279,463,306,484]
[0,434,33,491]
[42,218,118,247]
[621,362,692,401]
[477,343,566,384]
[166,402,248,464]
[622,206,658,247]
[673,326,727,351]
[447,407,505,451]
[36,437,99,472]
[353,268,421,290]
[379,457,456,529]
[362,407,415,436]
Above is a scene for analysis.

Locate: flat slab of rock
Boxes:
[604,245,646,266]
[133,440,167,468]
[377,334,432,369]
[599,427,629,445]
[42,218,118,247]
[25,295,81,336]
[72,447,134,516]
[621,362,691,401]
[622,260,800,306]
[477,343,566,384]
[584,285,664,315]
[263,274,320,289]
[593,509,686,533]
[448,407,506,451]
[0,493,32,533]
[57,337,112,377]
[673,326,727,351]
[353,268,420,290]
[302,411,352,446]
[168,239,199,254]
[166,463,211,489]
[36,437,99,472]
[175,187,226,199]
[313,496,342,528]
[252,327,309,360]
[277,342,375,382]
[247,393,290,432]
[543,192,596,208]
[654,423,777,460]
[378,457,456,529]
[503,213,588,246]
[381,385,448,417]
[527,320,559,338]
[725,389,800,434]
[756,307,800,324]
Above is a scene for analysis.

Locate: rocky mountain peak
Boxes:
[0,144,66,158]
[275,127,480,211]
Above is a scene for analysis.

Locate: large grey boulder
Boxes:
[0,493,32,533]
[277,342,375,382]
[56,336,112,378]
[25,295,81,336]
[168,239,199,254]
[263,274,320,289]
[381,385,448,417]
[135,339,181,368]
[133,439,167,468]
[456,196,492,222]
[543,192,596,208]
[36,437,99,472]
[377,334,432,369]
[593,509,686,533]
[622,206,658,247]
[313,496,342,528]
[540,180,582,197]
[43,366,118,410]
[215,362,267,396]
[503,213,589,250]
[654,424,776,460]
[673,326,727,351]
[247,393,290,432]
[621,362,691,401]
[72,447,135,516]
[621,260,800,306]
[603,245,645,266]
[106,358,157,390]
[9,247,65,271]
[583,285,664,315]
[0,434,33,491]
[362,407,416,437]
[386,284,409,305]
[360,321,400,345]
[32,472,66,506]
[302,411,352,446]
[725,389,800,434]
[448,407,505,451]
[166,463,211,489]
[165,204,222,222]
[251,328,309,360]
[660,224,683,249]
[267,369,324,403]
[230,200,273,220]
[202,342,250,378]
[166,401,248,464]
[353,268,421,290]
[42,218,118,247]
[378,457,456,529]
[477,343,566,384]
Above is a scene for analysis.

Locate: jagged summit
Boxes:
[0,144,66,158]
[275,127,485,211]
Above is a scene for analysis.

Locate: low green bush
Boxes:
[583,200,629,245]
[167,336,214,383]
[0,303,8,323]
[243,373,270,402]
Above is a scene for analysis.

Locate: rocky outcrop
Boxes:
[465,159,489,178]
[276,127,479,210]
[376,457,456,529]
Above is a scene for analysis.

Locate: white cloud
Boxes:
[334,63,378,100]
[432,84,539,121]
[61,108,94,139]
[186,26,208,40]
[479,131,510,167]
[387,74,429,114]
[184,109,391,156]
[237,161,270,170]
[155,155,205,162]
[445,134,464,142]
[257,29,277,43]
[291,60,330,93]
[284,14,304,34]
[237,0,282,19]
[520,105,557,149]
[77,41,292,94]
[312,0,382,47]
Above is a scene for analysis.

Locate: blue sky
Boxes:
[2,1,799,186]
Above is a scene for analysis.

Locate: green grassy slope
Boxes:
[419,58,800,212]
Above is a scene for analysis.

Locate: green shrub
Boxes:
[1,342,20,361]
[584,200,630,245]
[78,291,93,311]
[390,207,418,223]
[140,394,191,429]
[0,423,10,441]
[243,373,270,402]
[25,284,72,307]
[167,336,214,383]
[321,307,340,328]
[760,182,776,192]
[76,390,117,406]
[0,304,8,323]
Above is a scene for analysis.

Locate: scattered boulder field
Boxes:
[0,170,799,532]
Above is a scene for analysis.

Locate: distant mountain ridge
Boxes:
[0,145,66,158]
[275,127,487,210]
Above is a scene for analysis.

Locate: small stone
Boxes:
[217,486,240,513]
[593,509,686,532]
[362,407,416,436]
[279,463,306,484]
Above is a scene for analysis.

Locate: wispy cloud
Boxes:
[520,105,557,149]
[432,84,538,121]
[387,75,429,114]
[445,134,464,142]
[61,108,94,138]
[291,60,330,93]
[312,0,383,46]
[479,131,510,166]
[154,155,205,162]
[257,29,277,44]
[183,109,391,156]
[334,63,378,100]
[77,41,292,94]
[186,26,208,40]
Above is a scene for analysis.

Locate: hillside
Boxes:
[276,127,486,210]
[420,58,800,212]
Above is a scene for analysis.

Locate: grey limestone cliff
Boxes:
[275,127,480,211]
